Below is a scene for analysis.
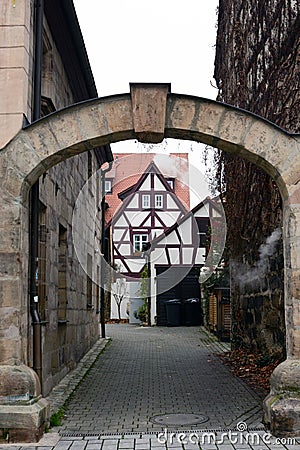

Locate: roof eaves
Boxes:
[44,0,98,101]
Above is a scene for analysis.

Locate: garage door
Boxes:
[156,266,202,326]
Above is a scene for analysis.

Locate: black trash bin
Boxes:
[165,299,181,326]
[183,298,203,326]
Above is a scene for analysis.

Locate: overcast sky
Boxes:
[73,0,219,99]
[73,0,220,203]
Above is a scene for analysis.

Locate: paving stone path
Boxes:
[1,325,299,449]
[58,325,262,434]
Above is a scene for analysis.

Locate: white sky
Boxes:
[73,0,220,205]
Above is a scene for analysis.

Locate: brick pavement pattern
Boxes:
[1,325,299,449]
[58,325,262,434]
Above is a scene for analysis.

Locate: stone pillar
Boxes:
[0,365,49,443]
[263,196,300,436]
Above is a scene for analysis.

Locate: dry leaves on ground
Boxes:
[217,349,283,397]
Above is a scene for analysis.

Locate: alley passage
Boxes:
[59,325,263,435]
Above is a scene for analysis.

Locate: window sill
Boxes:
[58,319,69,325]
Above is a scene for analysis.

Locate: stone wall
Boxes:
[37,8,102,396]
[0,1,103,396]
[214,0,300,357]
[231,253,285,356]
[0,1,33,148]
[41,17,74,111]
[38,151,102,396]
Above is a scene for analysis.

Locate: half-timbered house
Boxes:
[106,153,220,324]
[105,153,190,320]
[110,161,188,277]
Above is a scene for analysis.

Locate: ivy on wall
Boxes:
[213,0,300,356]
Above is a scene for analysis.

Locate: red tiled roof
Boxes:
[105,153,190,224]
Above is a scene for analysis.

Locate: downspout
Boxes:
[30,0,44,385]
[100,162,113,338]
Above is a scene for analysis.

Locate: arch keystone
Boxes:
[130,83,170,143]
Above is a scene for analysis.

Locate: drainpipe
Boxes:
[100,162,113,338]
[142,243,151,326]
[30,0,44,385]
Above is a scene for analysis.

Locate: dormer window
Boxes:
[142,194,150,209]
[166,178,174,190]
[105,180,112,194]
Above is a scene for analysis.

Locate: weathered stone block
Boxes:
[0,69,28,114]
[0,47,29,71]
[74,102,112,142]
[0,253,20,277]
[0,340,22,365]
[0,25,30,51]
[167,96,197,133]
[0,397,49,443]
[194,100,226,136]
[0,1,30,28]
[219,109,256,148]
[131,83,170,143]
[0,115,24,150]
[266,397,300,437]
[0,279,21,308]
[0,365,40,400]
[0,227,20,252]
[289,271,300,300]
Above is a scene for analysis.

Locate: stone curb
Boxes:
[198,327,231,354]
[46,337,111,416]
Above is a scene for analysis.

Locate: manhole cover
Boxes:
[150,413,208,426]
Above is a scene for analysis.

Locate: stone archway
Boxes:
[0,83,300,439]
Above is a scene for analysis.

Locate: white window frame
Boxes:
[133,234,148,252]
[142,194,150,209]
[155,194,163,209]
[167,179,174,189]
[105,180,112,194]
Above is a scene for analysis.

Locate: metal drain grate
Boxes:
[59,425,267,439]
[150,413,209,426]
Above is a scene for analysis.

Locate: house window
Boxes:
[105,180,112,194]
[38,203,47,321]
[142,194,150,209]
[155,194,163,209]
[133,234,148,252]
[166,178,174,190]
